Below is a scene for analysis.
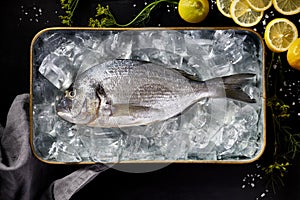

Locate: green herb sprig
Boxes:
[89,0,178,27]
[59,0,178,27]
[59,0,79,26]
[264,52,300,192]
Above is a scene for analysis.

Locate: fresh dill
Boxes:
[264,52,300,192]
[89,0,178,27]
[58,0,179,27]
[59,0,79,26]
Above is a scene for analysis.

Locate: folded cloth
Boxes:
[0,94,110,200]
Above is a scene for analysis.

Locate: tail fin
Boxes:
[221,73,256,103]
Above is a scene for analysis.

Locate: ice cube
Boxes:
[48,141,82,162]
[239,138,259,158]
[121,135,155,160]
[222,125,239,150]
[212,30,245,65]
[39,54,74,90]
[40,33,68,54]
[188,147,217,160]
[159,131,190,160]
[33,103,56,135]
[189,129,210,149]
[83,129,122,162]
[234,105,259,129]
[209,55,234,76]
[33,133,56,159]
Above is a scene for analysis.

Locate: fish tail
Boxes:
[203,73,256,103]
[221,73,256,103]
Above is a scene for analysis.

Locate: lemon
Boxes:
[272,0,300,15]
[230,0,264,27]
[216,0,233,18]
[264,18,298,53]
[287,38,300,70]
[246,0,272,11]
[178,0,209,23]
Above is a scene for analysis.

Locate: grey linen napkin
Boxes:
[0,94,110,200]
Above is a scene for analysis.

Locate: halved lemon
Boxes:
[230,0,264,27]
[272,0,300,15]
[264,18,298,53]
[287,38,300,70]
[216,0,233,18]
[178,0,210,23]
[246,0,272,11]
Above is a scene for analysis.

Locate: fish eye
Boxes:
[65,89,76,99]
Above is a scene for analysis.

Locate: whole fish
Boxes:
[56,59,256,127]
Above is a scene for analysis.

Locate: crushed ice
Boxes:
[32,29,264,162]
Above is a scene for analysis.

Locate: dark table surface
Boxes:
[1,0,300,199]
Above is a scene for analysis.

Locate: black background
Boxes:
[1,0,300,199]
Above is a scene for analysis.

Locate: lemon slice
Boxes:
[272,0,300,15]
[178,0,210,23]
[287,38,300,70]
[216,0,233,18]
[230,0,264,27]
[246,0,272,11]
[264,18,298,53]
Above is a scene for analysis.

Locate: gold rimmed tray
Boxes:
[30,27,266,164]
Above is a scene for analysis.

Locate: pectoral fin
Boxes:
[111,104,159,117]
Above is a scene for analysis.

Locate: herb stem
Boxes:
[116,0,178,27]
[70,0,79,17]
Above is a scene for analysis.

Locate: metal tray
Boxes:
[30,27,266,164]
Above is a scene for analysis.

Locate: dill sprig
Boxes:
[88,0,178,27]
[264,52,300,192]
[59,0,79,26]
[262,161,289,193]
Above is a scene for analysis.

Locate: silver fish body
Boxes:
[56,60,255,127]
